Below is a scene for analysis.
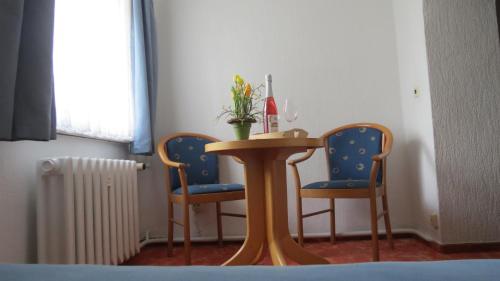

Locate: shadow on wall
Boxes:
[405,137,439,237]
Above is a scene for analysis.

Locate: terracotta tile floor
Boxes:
[124,238,500,266]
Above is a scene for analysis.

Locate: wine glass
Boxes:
[283,98,298,124]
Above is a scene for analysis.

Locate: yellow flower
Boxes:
[244,83,252,97]
[234,74,244,86]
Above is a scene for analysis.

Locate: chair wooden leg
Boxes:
[183,201,191,265]
[382,193,394,249]
[296,190,304,247]
[329,199,336,244]
[369,194,380,261]
[167,201,174,257]
[216,202,223,247]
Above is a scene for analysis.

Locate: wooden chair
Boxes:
[158,132,246,265]
[289,123,394,261]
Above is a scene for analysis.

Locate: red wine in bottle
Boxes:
[263,74,279,133]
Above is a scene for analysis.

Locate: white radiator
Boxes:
[37,157,140,265]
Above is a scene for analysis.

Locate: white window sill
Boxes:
[57,130,132,144]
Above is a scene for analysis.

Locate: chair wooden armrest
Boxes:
[372,133,393,161]
[288,149,318,190]
[372,151,390,161]
[231,156,244,164]
[157,143,186,168]
[163,159,186,168]
[290,162,303,189]
[287,149,317,166]
[368,160,381,187]
[177,166,190,196]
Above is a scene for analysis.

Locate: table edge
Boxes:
[205,138,324,152]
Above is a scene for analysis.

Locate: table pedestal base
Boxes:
[223,151,329,266]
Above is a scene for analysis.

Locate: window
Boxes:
[53,0,134,142]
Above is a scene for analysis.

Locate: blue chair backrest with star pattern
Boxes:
[166,136,219,190]
[326,127,383,183]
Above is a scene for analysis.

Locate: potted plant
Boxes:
[218,75,263,140]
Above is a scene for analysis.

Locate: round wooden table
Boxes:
[205,138,329,266]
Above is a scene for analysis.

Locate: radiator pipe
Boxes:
[40,158,62,175]
[136,162,146,171]
[40,158,146,175]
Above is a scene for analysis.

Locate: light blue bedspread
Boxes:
[1,260,499,281]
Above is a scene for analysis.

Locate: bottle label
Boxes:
[267,115,279,132]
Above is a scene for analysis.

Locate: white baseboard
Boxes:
[140,228,433,248]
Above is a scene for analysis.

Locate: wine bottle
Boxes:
[263,74,279,133]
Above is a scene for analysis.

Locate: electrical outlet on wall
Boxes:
[430,213,439,230]
[191,203,202,213]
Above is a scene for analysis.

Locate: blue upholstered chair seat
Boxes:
[173,183,244,195]
[304,179,382,189]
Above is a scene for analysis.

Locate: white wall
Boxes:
[143,0,415,241]
[391,0,441,242]
[8,0,500,264]
[423,0,500,244]
[0,136,128,263]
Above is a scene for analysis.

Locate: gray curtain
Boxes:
[131,0,157,155]
[497,0,499,43]
[0,0,56,141]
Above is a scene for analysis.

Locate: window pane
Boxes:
[53,0,134,142]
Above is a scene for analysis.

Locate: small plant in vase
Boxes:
[218,75,263,140]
